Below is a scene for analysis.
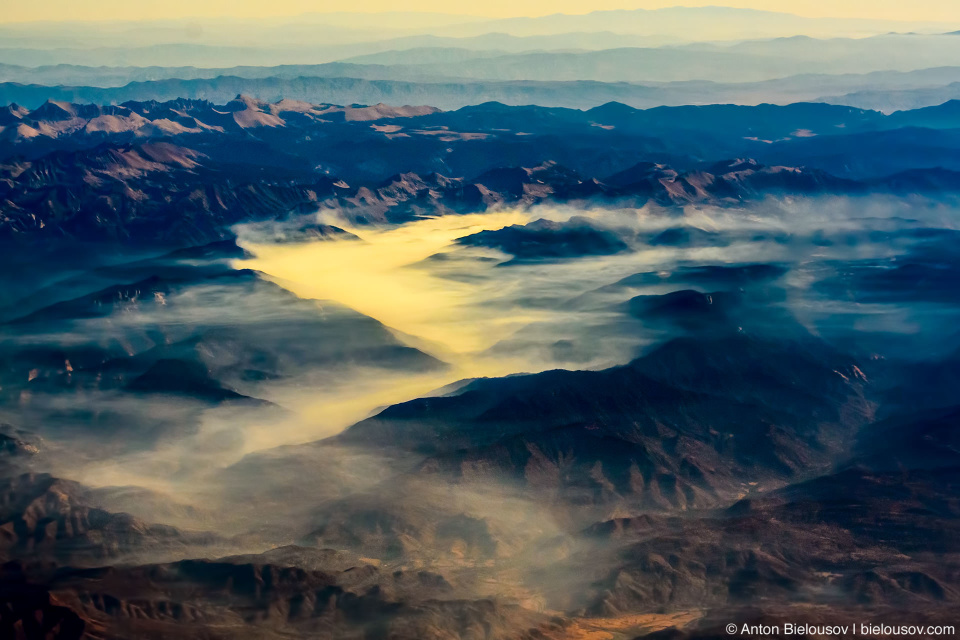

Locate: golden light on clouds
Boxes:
[240,212,536,357]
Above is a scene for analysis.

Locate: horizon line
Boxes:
[6,5,960,28]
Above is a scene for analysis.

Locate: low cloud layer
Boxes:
[4,195,960,609]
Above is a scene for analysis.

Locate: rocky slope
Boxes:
[4,98,960,245]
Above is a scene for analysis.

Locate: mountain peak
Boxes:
[27,99,77,121]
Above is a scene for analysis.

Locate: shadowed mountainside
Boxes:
[5,97,960,244]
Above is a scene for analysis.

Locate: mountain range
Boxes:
[5,96,960,245]
[8,33,960,114]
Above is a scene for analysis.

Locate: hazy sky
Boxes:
[3,1,959,23]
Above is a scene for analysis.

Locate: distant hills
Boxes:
[1,8,956,59]
[6,33,960,113]
[0,6,960,49]
[6,34,960,80]
[6,70,960,113]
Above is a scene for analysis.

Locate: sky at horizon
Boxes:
[3,1,960,25]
